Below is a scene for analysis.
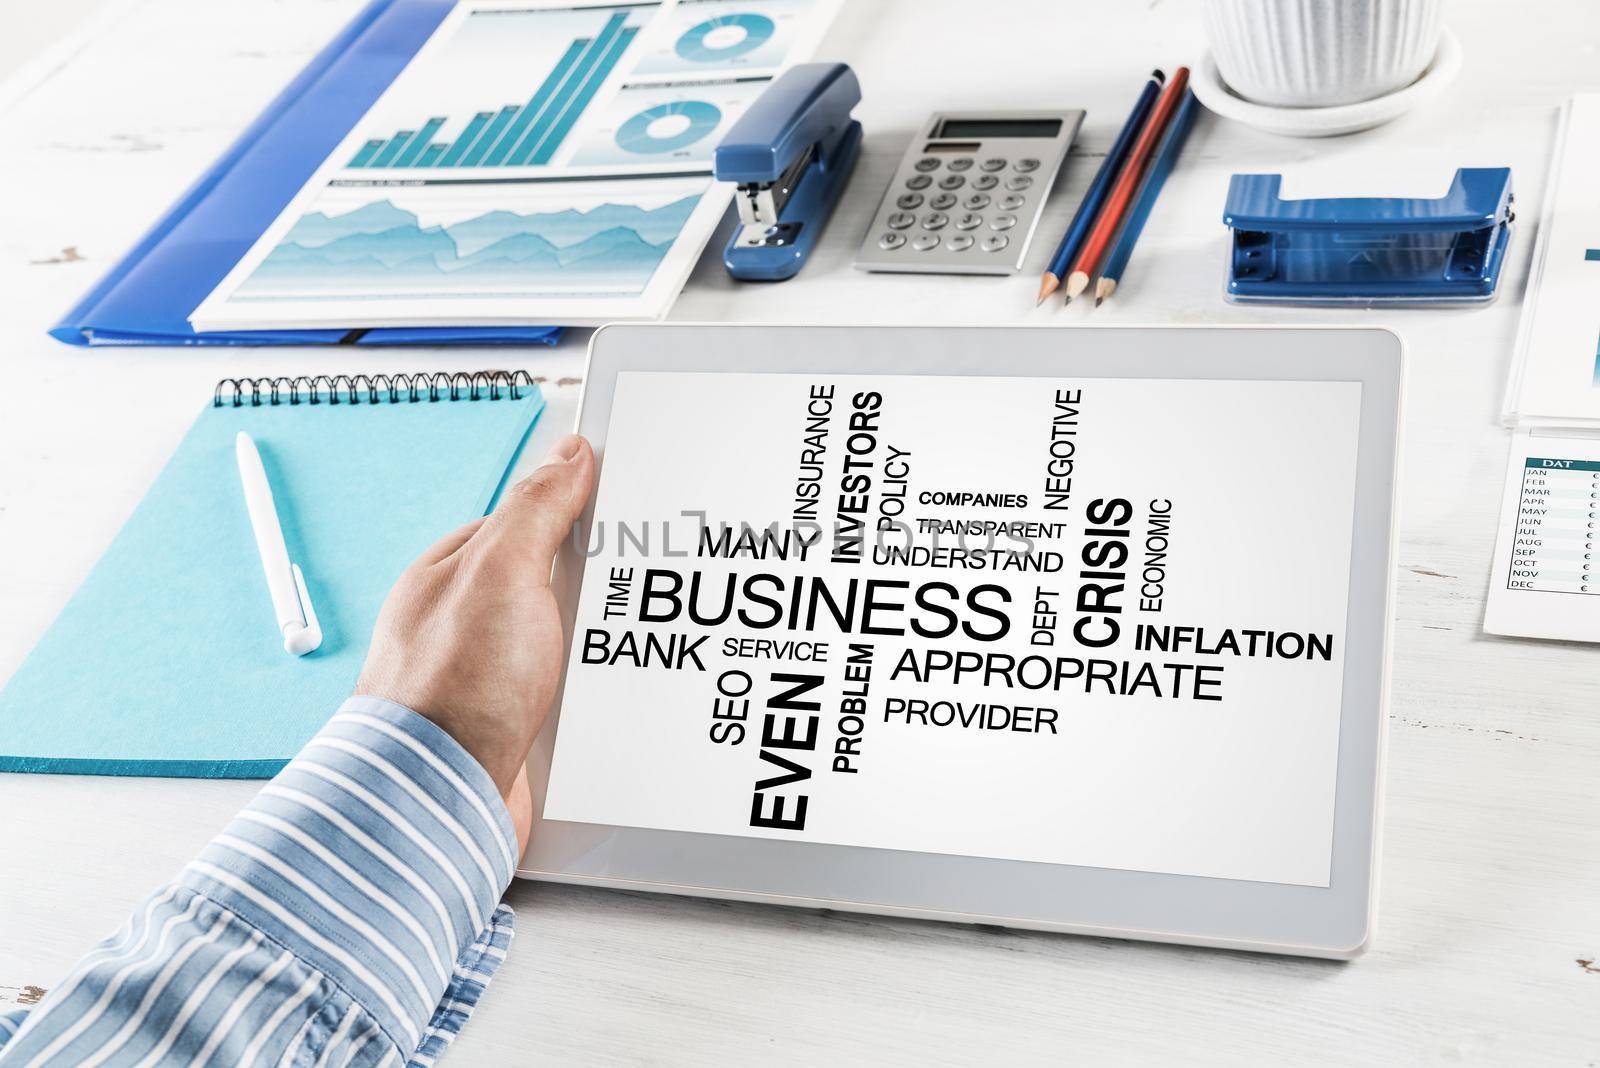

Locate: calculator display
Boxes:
[935,118,1062,139]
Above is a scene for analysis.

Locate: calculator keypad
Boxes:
[857,110,1083,274]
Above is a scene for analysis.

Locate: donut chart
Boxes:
[674,13,775,62]
[615,100,723,154]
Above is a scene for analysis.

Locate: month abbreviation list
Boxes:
[1508,458,1600,595]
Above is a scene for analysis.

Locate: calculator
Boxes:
[854,110,1084,275]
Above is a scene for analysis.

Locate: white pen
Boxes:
[235,431,322,656]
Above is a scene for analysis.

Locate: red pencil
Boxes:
[1065,66,1190,302]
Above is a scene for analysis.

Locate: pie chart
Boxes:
[674,13,775,62]
[615,100,723,154]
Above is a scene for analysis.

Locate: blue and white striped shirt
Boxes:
[0,697,519,1067]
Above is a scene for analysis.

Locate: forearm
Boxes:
[0,697,517,1067]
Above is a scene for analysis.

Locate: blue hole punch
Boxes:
[1223,167,1513,306]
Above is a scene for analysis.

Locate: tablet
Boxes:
[522,324,1401,959]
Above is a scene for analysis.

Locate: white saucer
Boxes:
[1190,26,1463,137]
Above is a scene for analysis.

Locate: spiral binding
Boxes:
[212,370,536,408]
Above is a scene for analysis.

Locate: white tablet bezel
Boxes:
[520,323,1402,959]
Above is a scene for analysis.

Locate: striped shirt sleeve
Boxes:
[0,696,520,1067]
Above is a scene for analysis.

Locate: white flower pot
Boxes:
[1203,0,1445,107]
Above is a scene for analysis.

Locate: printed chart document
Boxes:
[1484,429,1600,641]
[191,0,839,331]
[545,372,1365,888]
[1488,94,1600,641]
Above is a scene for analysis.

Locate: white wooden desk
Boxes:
[2,0,1598,1062]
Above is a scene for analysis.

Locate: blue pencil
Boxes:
[1037,69,1164,305]
[1094,89,1199,306]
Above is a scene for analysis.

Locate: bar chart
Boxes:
[348,11,638,169]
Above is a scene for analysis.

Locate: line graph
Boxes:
[233,193,701,300]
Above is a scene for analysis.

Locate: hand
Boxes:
[356,434,596,855]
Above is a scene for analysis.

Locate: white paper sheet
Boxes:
[190,0,839,331]
[1484,429,1600,641]
[1502,95,1600,426]
[545,371,1364,888]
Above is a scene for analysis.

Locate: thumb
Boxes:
[482,434,595,574]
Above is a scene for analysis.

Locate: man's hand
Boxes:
[356,434,596,854]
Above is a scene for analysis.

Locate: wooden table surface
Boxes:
[2,0,1598,1062]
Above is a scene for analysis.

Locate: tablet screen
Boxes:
[545,370,1362,888]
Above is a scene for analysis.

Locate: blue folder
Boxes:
[50,0,562,348]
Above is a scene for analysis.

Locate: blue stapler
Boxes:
[1223,167,1513,306]
[713,62,862,281]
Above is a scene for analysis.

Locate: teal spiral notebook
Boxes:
[0,372,545,777]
